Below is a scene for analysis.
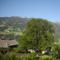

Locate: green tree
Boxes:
[19,18,54,52]
[51,43,60,59]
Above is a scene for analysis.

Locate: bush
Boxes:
[20,53,37,60]
[0,52,4,60]
[0,51,58,60]
[39,55,56,60]
[14,47,28,53]
[51,43,60,59]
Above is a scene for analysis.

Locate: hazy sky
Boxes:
[0,0,60,22]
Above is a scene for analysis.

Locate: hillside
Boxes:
[0,17,60,40]
[0,17,30,40]
[0,17,30,32]
[54,23,60,40]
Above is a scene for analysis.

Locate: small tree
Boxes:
[19,18,54,52]
[52,43,60,59]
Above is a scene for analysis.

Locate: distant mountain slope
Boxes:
[0,17,60,40]
[54,23,60,40]
[0,17,30,40]
[0,17,30,32]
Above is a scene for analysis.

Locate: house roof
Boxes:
[0,40,18,48]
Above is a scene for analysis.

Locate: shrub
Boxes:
[20,53,37,60]
[39,55,56,60]
[0,52,4,60]
[4,52,18,60]
[51,43,60,59]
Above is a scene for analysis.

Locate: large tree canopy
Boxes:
[19,18,54,51]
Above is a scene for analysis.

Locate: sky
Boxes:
[0,0,60,22]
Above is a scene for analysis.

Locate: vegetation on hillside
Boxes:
[19,18,54,52]
[0,17,60,60]
[0,17,60,40]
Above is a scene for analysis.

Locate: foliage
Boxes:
[19,18,54,51]
[39,55,56,60]
[0,52,38,60]
[20,53,37,60]
[0,52,18,60]
[51,42,60,59]
[0,51,58,60]
[0,52,4,60]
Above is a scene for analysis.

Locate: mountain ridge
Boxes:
[0,17,60,40]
